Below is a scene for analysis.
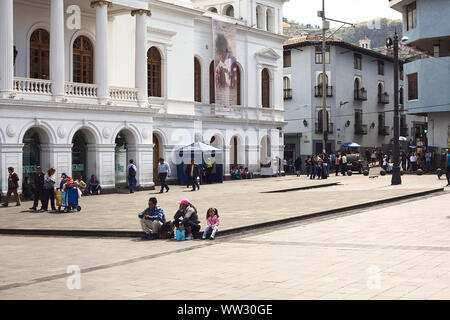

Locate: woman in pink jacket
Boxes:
[202,208,220,240]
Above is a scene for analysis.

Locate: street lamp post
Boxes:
[387,32,402,185]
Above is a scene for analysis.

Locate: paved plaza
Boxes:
[0,173,446,234]
[0,183,449,299]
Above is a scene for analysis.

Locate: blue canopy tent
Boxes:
[342,142,361,148]
[176,142,223,185]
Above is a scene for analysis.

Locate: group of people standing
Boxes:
[1,165,102,209]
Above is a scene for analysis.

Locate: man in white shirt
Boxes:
[410,153,417,172]
[158,158,171,193]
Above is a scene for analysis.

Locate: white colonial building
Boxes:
[0,0,288,193]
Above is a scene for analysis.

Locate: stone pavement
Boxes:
[0,174,446,234]
[0,191,449,299]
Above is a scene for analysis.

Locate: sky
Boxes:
[283,0,402,27]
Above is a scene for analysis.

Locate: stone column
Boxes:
[132,9,151,106]
[0,0,14,97]
[91,1,111,103]
[50,0,65,99]
[87,144,115,189]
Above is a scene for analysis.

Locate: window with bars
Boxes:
[209,61,215,104]
[147,47,162,97]
[407,73,418,100]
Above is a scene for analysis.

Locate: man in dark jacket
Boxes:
[185,159,200,191]
[30,166,44,211]
[173,198,200,240]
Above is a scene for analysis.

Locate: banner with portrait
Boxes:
[212,20,238,115]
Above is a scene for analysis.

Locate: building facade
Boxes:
[282,38,426,160]
[390,0,450,148]
[0,0,287,194]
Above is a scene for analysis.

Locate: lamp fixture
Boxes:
[303,119,308,127]
[345,120,350,127]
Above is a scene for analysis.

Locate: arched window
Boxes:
[224,5,234,17]
[262,68,270,108]
[30,29,50,79]
[236,65,241,105]
[283,76,290,90]
[73,36,93,83]
[194,57,201,102]
[354,78,360,92]
[208,7,218,13]
[147,47,162,97]
[256,6,263,29]
[209,61,215,104]
[266,9,274,32]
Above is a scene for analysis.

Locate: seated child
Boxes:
[202,208,220,240]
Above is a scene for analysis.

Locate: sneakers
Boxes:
[186,233,194,240]
[210,236,215,240]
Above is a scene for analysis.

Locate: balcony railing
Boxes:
[109,87,138,101]
[14,77,52,95]
[284,88,292,100]
[400,126,409,136]
[355,124,368,135]
[378,125,390,136]
[315,122,334,134]
[354,88,367,101]
[314,85,333,97]
[378,93,390,104]
[65,82,98,97]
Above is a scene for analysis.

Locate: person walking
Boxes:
[127,159,137,193]
[341,153,347,176]
[294,156,302,177]
[158,158,171,193]
[335,152,341,176]
[30,166,45,211]
[445,149,450,186]
[305,156,311,177]
[41,168,56,211]
[185,158,200,191]
[2,167,21,207]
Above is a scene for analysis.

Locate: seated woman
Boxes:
[230,166,236,180]
[76,175,87,196]
[173,198,200,240]
[239,166,246,179]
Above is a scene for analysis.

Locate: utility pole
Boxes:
[318,1,353,154]
[321,0,328,154]
[389,32,402,185]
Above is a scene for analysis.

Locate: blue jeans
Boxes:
[202,225,218,239]
[128,176,137,192]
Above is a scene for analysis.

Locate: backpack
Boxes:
[158,221,174,239]
[129,165,136,177]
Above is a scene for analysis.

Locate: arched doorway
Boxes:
[22,128,49,183]
[73,36,94,83]
[230,136,239,169]
[71,130,91,181]
[30,29,50,79]
[115,132,128,187]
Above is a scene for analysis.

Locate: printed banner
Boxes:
[213,20,238,115]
